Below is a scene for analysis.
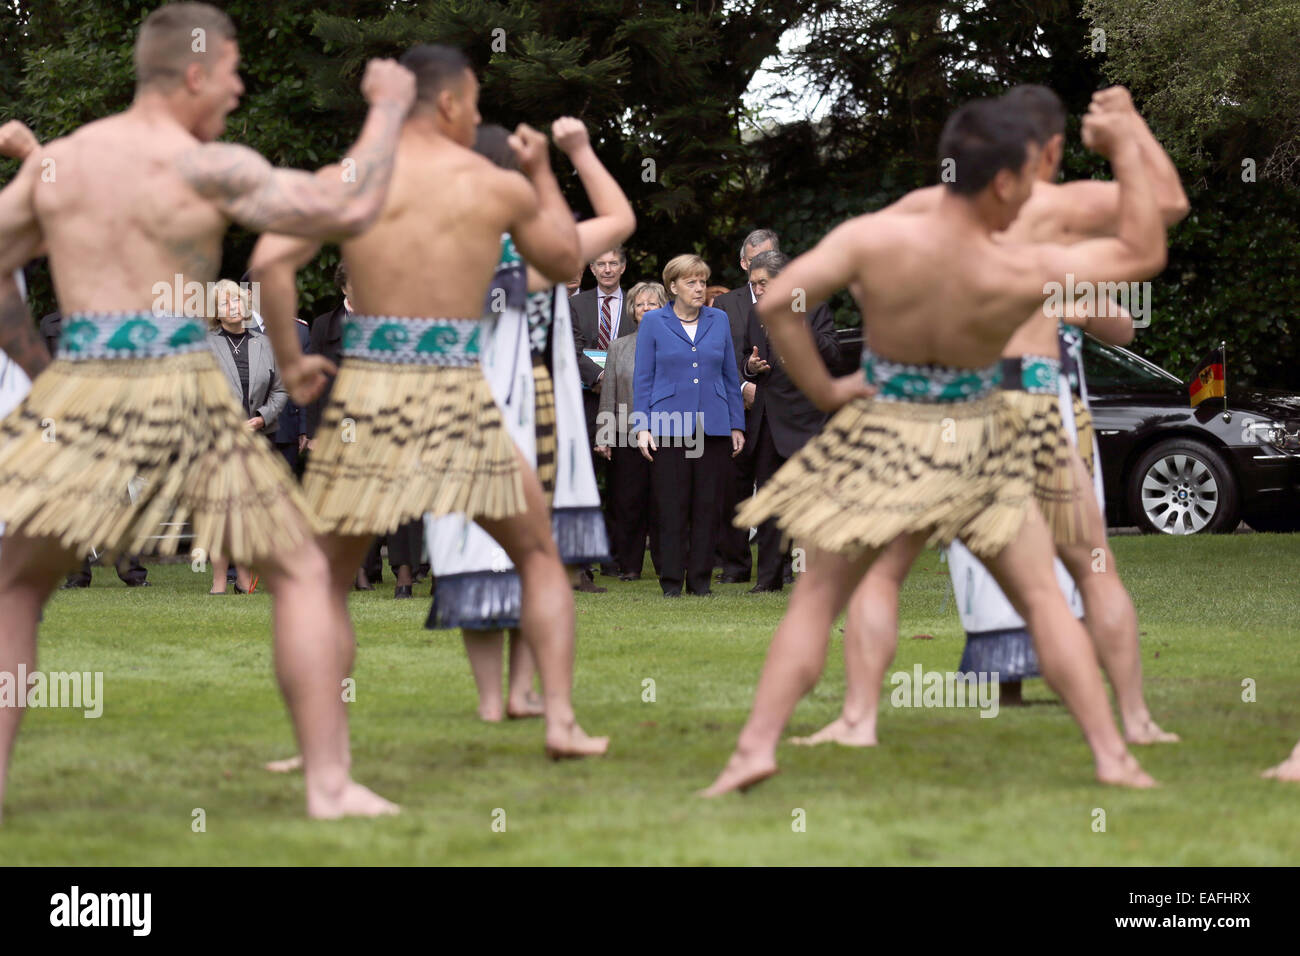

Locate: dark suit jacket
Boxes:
[39,311,62,356]
[742,300,839,459]
[273,318,310,444]
[571,286,635,438]
[710,285,755,394]
[306,303,348,439]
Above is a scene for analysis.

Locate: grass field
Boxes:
[2,533,1298,865]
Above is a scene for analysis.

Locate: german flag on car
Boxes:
[1188,345,1226,407]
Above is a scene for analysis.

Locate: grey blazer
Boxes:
[597,328,640,445]
[207,328,287,431]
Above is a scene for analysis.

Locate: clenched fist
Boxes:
[508,123,552,178]
[551,117,590,157]
[361,59,417,113]
[0,120,39,161]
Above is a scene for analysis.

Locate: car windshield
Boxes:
[1083,337,1181,388]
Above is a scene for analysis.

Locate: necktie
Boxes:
[598,295,612,349]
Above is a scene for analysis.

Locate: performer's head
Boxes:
[937,98,1039,230]
[473,124,519,171]
[1002,84,1066,182]
[401,44,479,146]
[134,2,242,142]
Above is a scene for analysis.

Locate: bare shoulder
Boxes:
[174,142,271,197]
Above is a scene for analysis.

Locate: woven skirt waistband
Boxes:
[58,312,209,360]
[341,315,485,366]
[999,354,1062,394]
[861,348,1002,403]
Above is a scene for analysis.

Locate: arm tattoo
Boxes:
[0,279,50,380]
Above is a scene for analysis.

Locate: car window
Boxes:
[1083,338,1180,389]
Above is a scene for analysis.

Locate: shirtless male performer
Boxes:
[793,85,1189,752]
[0,2,416,820]
[704,91,1167,796]
[248,45,608,759]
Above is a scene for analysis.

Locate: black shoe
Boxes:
[394,585,413,599]
[748,584,782,594]
[686,588,713,597]
[716,572,750,584]
[574,577,607,593]
[60,580,90,589]
[662,589,682,598]
[599,565,620,577]
[618,572,641,581]
[125,579,151,588]
[233,583,247,594]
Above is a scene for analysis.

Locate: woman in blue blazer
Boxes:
[634,254,745,596]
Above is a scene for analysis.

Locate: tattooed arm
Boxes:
[0,153,51,379]
[179,59,415,240]
[247,229,334,406]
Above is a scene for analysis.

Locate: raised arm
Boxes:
[756,218,875,412]
[0,154,51,378]
[506,124,582,283]
[179,59,413,240]
[1036,99,1167,294]
[552,118,636,264]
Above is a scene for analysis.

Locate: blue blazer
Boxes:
[633,304,745,438]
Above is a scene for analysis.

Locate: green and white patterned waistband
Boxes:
[58,312,208,360]
[862,349,1002,403]
[342,316,484,366]
[998,354,1061,395]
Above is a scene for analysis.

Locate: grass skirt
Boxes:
[1071,394,1095,479]
[304,360,524,536]
[1000,390,1085,545]
[735,392,1033,560]
[0,352,316,564]
[532,357,556,502]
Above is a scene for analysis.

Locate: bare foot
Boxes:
[700,751,779,797]
[264,754,304,773]
[507,692,545,720]
[1262,754,1300,781]
[544,722,609,759]
[789,715,878,747]
[478,703,504,723]
[306,780,400,819]
[1124,716,1180,745]
[1095,750,1157,788]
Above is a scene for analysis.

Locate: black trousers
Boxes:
[752,417,794,590]
[651,434,730,595]
[610,444,653,576]
[716,433,756,578]
[275,441,299,473]
[386,518,424,572]
[66,554,147,587]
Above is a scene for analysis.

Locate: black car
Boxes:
[831,330,1300,534]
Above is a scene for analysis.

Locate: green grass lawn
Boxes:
[3,533,1298,865]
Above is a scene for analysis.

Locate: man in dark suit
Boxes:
[710,228,779,583]
[273,315,310,470]
[41,311,151,588]
[739,250,839,592]
[571,246,633,583]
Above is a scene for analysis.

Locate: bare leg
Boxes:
[0,530,80,824]
[506,628,543,718]
[1057,453,1176,744]
[475,446,607,758]
[703,543,881,796]
[791,534,925,747]
[210,555,229,594]
[1262,740,1300,781]
[462,628,506,721]
[983,504,1154,788]
[260,528,398,817]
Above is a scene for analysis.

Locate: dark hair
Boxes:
[474,124,518,171]
[1002,84,1066,144]
[748,250,789,277]
[937,99,1036,196]
[591,246,627,265]
[400,44,472,107]
[334,259,349,290]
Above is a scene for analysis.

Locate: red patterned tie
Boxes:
[598,295,612,349]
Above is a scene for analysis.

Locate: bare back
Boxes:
[341,128,524,319]
[32,113,228,313]
[841,210,1049,369]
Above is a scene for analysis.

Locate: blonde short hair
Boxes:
[627,281,667,315]
[662,254,710,293]
[209,278,251,328]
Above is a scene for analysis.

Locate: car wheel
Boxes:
[1128,438,1239,535]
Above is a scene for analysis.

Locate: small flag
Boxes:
[1187,346,1225,407]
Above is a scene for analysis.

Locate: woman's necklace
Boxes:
[226,330,249,355]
